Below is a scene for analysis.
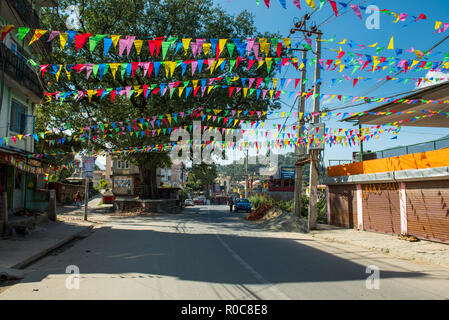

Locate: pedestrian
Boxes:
[74,191,82,207]
[228,197,234,212]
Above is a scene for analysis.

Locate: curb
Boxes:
[311,233,449,271]
[11,224,94,270]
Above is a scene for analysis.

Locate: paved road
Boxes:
[1,205,449,299]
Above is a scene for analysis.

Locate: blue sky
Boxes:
[216,0,449,165]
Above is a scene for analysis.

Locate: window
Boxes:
[10,100,27,134]
[10,42,17,54]
[117,160,129,169]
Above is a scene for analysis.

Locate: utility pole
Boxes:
[84,119,92,221]
[291,14,310,219]
[308,30,322,231]
[359,123,364,162]
[244,148,248,198]
[294,48,308,218]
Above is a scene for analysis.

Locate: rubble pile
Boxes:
[245,203,273,221]
[245,203,308,233]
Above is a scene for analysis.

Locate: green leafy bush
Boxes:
[248,192,328,222]
[98,179,109,190]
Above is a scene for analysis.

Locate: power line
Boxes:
[334,34,449,112]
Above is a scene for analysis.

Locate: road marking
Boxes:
[207,207,291,300]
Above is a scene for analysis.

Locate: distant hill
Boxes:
[217,153,310,181]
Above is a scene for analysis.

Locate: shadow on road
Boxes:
[13,205,431,287]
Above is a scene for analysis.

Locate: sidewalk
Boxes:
[310,225,449,270]
[0,196,106,279]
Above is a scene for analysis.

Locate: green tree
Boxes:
[39,0,281,199]
[98,178,109,190]
[186,162,217,196]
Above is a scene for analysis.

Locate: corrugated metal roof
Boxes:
[343,82,449,128]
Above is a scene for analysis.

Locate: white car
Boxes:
[185,199,194,206]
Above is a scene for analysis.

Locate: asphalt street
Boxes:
[1,205,449,299]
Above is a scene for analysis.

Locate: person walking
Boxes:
[74,191,82,208]
[228,196,234,212]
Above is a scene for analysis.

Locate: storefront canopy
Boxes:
[344,82,449,128]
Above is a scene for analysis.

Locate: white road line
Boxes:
[207,206,291,300]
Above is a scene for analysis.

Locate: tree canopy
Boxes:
[37,0,282,198]
[186,162,217,194]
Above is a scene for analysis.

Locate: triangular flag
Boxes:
[305,0,315,9]
[387,35,394,50]
[29,29,47,45]
[17,27,30,41]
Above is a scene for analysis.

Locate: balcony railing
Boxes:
[5,0,52,55]
[0,42,43,98]
[368,137,449,160]
[6,0,41,29]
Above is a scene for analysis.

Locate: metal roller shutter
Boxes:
[328,185,356,228]
[361,183,401,235]
[405,180,449,244]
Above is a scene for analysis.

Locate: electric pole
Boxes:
[84,119,92,221]
[359,123,364,162]
[291,14,310,219]
[308,30,322,231]
[294,48,308,218]
[244,148,248,198]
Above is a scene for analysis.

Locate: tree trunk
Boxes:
[139,166,158,199]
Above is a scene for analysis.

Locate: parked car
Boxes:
[233,198,252,213]
[185,199,194,206]
[193,198,201,205]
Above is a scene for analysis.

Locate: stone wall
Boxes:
[48,182,85,204]
[114,199,180,214]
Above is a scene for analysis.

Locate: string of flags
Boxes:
[4,154,52,175]
[43,80,449,106]
[75,109,437,134]
[28,125,397,160]
[1,108,413,149]
[25,107,428,144]
[4,3,441,160]
[0,25,292,58]
[40,54,449,83]
[0,120,395,147]
[40,56,297,81]
[43,123,402,147]
[326,48,449,75]
[250,1,430,30]
[319,35,448,61]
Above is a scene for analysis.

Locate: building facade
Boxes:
[110,158,140,196]
[327,81,449,244]
[326,147,449,244]
[0,0,56,214]
[157,162,186,188]
[107,156,186,197]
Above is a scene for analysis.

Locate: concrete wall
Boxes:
[268,191,294,202]
[48,182,86,204]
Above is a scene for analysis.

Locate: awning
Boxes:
[343,82,449,128]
